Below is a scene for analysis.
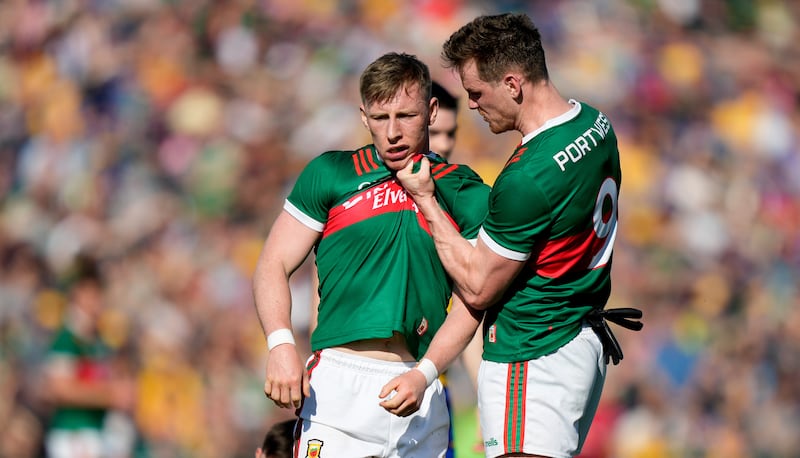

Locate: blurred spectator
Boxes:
[0,359,44,458]
[429,81,459,160]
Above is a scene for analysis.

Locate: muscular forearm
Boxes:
[414,195,487,307]
[253,246,309,409]
[422,294,483,372]
[253,210,318,408]
[378,295,482,417]
[399,158,509,308]
[253,259,294,337]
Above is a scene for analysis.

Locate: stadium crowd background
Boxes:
[1,0,799,456]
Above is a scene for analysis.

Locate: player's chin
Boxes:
[385,155,414,171]
[487,120,503,134]
[487,119,512,134]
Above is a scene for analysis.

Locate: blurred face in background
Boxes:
[69,279,104,335]
[428,102,457,159]
[360,82,437,171]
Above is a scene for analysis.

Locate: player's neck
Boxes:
[518,81,571,137]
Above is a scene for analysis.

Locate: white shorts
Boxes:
[46,429,104,458]
[478,325,606,458]
[297,349,450,457]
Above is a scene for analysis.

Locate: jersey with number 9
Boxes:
[478,101,621,363]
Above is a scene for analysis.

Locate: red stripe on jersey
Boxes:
[506,147,527,166]
[531,225,605,277]
[322,179,459,238]
[433,164,458,180]
[323,180,414,238]
[352,153,363,176]
[364,148,379,170]
[358,148,372,173]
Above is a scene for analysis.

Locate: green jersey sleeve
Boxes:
[285,152,339,230]
[480,169,551,259]
[431,161,490,240]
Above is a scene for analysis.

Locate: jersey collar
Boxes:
[520,99,582,145]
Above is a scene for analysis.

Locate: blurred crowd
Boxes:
[0,0,798,457]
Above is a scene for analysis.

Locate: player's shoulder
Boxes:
[424,152,486,184]
[305,145,378,172]
[493,166,549,205]
[314,146,370,163]
[570,101,614,132]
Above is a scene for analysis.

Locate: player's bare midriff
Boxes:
[332,332,415,362]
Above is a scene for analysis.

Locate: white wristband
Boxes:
[267,328,295,350]
[414,358,439,387]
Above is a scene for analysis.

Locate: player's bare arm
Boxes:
[397,157,525,309]
[379,293,483,417]
[252,210,318,408]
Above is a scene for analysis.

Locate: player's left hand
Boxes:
[378,370,427,417]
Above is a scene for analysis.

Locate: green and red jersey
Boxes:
[480,101,622,362]
[286,146,489,359]
[46,325,113,431]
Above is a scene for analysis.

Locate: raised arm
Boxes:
[398,157,524,309]
[253,209,320,409]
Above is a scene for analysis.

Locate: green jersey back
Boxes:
[286,146,489,359]
[480,101,621,362]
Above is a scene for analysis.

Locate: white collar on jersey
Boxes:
[520,99,582,145]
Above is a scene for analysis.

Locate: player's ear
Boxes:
[429,97,439,126]
[504,73,522,99]
[359,104,369,129]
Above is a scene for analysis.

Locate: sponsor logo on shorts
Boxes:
[305,439,323,457]
[488,324,496,343]
[485,437,499,447]
[416,317,428,336]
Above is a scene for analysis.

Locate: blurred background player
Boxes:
[39,254,137,458]
[429,81,458,160]
[255,419,295,458]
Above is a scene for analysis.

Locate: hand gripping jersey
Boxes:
[285,146,490,359]
[479,101,622,362]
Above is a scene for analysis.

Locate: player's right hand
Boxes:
[396,156,435,199]
[264,344,308,409]
[378,370,427,417]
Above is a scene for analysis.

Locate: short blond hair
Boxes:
[360,52,432,106]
